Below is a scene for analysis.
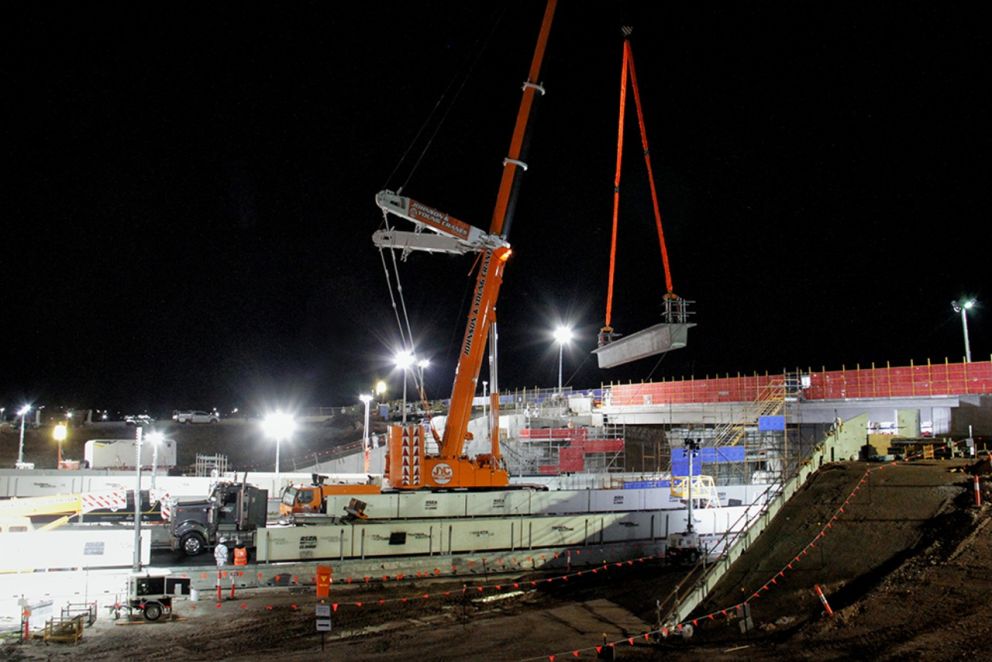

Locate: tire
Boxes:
[180,532,206,556]
[209,418,218,424]
[143,602,162,621]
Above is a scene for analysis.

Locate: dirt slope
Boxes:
[655,460,992,660]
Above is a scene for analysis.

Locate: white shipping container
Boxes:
[84,439,177,469]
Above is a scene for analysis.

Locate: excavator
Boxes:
[370,0,558,491]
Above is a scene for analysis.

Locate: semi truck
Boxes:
[168,480,268,556]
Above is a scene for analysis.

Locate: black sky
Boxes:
[4,1,988,415]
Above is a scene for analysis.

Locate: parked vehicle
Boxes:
[172,410,219,424]
[169,481,268,556]
[124,414,155,426]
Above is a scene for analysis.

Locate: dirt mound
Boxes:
[658,461,992,660]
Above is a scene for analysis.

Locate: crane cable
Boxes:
[603,31,677,334]
[380,6,508,196]
[375,7,508,400]
[376,213,420,393]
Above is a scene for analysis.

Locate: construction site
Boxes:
[2,1,990,660]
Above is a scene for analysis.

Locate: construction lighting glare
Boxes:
[146,432,164,445]
[554,326,574,345]
[374,380,387,396]
[417,358,430,369]
[18,405,31,416]
[53,423,67,442]
[359,393,373,404]
[262,412,296,441]
[394,350,415,370]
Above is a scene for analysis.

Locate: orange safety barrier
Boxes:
[608,360,992,406]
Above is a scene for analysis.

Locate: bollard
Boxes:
[975,475,982,507]
[230,577,236,601]
[814,584,834,617]
[216,571,222,602]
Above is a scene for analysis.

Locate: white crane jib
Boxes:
[373,191,508,257]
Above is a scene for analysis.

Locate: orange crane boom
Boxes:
[381,0,558,490]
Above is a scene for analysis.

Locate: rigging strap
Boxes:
[603,35,678,332]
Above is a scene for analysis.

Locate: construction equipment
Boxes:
[372,1,558,490]
[666,439,705,565]
[592,27,695,369]
[278,473,381,516]
[108,573,190,621]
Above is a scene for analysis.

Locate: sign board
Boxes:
[315,604,331,618]
[316,618,332,632]
[671,446,745,464]
[758,415,786,431]
[316,565,332,599]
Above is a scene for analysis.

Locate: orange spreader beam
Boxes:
[604,37,676,331]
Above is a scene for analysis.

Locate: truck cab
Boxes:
[169,481,267,556]
[278,474,380,517]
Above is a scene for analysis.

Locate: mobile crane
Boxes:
[372,0,557,490]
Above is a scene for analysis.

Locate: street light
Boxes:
[16,404,31,468]
[359,394,373,474]
[416,358,431,404]
[147,432,165,490]
[553,326,574,395]
[394,350,415,425]
[262,411,296,486]
[53,422,68,469]
[133,425,143,572]
[951,298,976,363]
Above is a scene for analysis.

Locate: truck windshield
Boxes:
[281,487,297,507]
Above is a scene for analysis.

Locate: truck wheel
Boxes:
[180,532,206,556]
[143,602,162,621]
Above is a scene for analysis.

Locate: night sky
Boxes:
[4,2,987,415]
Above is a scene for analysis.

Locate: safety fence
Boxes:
[607,359,992,406]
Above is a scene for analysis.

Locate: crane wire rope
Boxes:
[376,7,507,396]
[380,5,508,197]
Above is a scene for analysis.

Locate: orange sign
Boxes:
[316,565,332,599]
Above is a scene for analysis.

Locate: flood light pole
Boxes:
[359,394,373,474]
[133,425,143,572]
[16,405,31,468]
[262,411,296,488]
[53,422,67,469]
[553,326,573,395]
[147,432,164,490]
[951,298,976,363]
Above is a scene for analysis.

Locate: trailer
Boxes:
[83,439,177,470]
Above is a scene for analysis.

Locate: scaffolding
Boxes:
[194,453,228,477]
